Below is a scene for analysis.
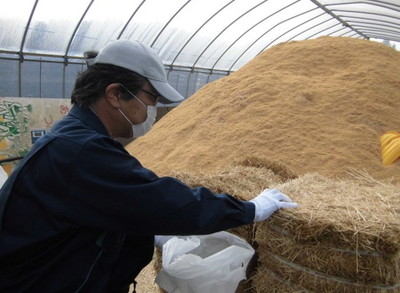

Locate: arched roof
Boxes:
[0,0,399,73]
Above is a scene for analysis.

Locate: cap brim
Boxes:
[149,79,184,104]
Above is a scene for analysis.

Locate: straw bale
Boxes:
[257,225,399,284]
[252,266,307,293]
[269,172,400,253]
[145,167,400,293]
[254,250,400,293]
[254,172,400,292]
[170,157,293,198]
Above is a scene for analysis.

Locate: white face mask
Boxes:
[118,105,157,138]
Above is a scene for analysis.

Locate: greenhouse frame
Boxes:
[0,0,399,101]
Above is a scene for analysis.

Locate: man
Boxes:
[0,40,297,292]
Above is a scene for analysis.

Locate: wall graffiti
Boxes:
[0,101,31,138]
[44,115,54,128]
[0,100,32,156]
[0,97,71,175]
[60,104,70,115]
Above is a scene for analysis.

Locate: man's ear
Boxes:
[104,83,122,108]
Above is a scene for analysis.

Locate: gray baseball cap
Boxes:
[93,39,184,104]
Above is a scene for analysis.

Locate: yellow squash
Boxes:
[380,131,400,166]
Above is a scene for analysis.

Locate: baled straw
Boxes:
[149,165,399,292]
[254,172,400,292]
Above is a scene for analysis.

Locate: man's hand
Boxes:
[250,189,298,222]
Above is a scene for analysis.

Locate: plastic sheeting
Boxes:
[1,0,399,72]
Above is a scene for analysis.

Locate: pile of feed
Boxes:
[127,36,400,182]
[126,36,400,292]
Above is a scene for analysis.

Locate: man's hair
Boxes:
[71,63,147,107]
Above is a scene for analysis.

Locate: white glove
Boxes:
[250,188,298,222]
[154,235,174,249]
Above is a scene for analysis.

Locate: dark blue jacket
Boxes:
[0,105,255,292]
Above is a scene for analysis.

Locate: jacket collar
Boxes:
[68,105,109,136]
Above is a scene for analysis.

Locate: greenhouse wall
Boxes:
[0,55,228,100]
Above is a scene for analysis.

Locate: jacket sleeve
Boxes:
[65,137,255,236]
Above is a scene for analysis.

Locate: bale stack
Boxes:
[253,172,400,292]
[153,167,400,292]
[126,36,400,292]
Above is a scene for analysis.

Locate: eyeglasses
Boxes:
[119,83,147,109]
[139,88,161,105]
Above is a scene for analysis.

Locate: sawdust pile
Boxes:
[126,36,400,183]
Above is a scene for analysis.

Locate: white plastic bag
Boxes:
[155,231,255,293]
[0,165,8,189]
